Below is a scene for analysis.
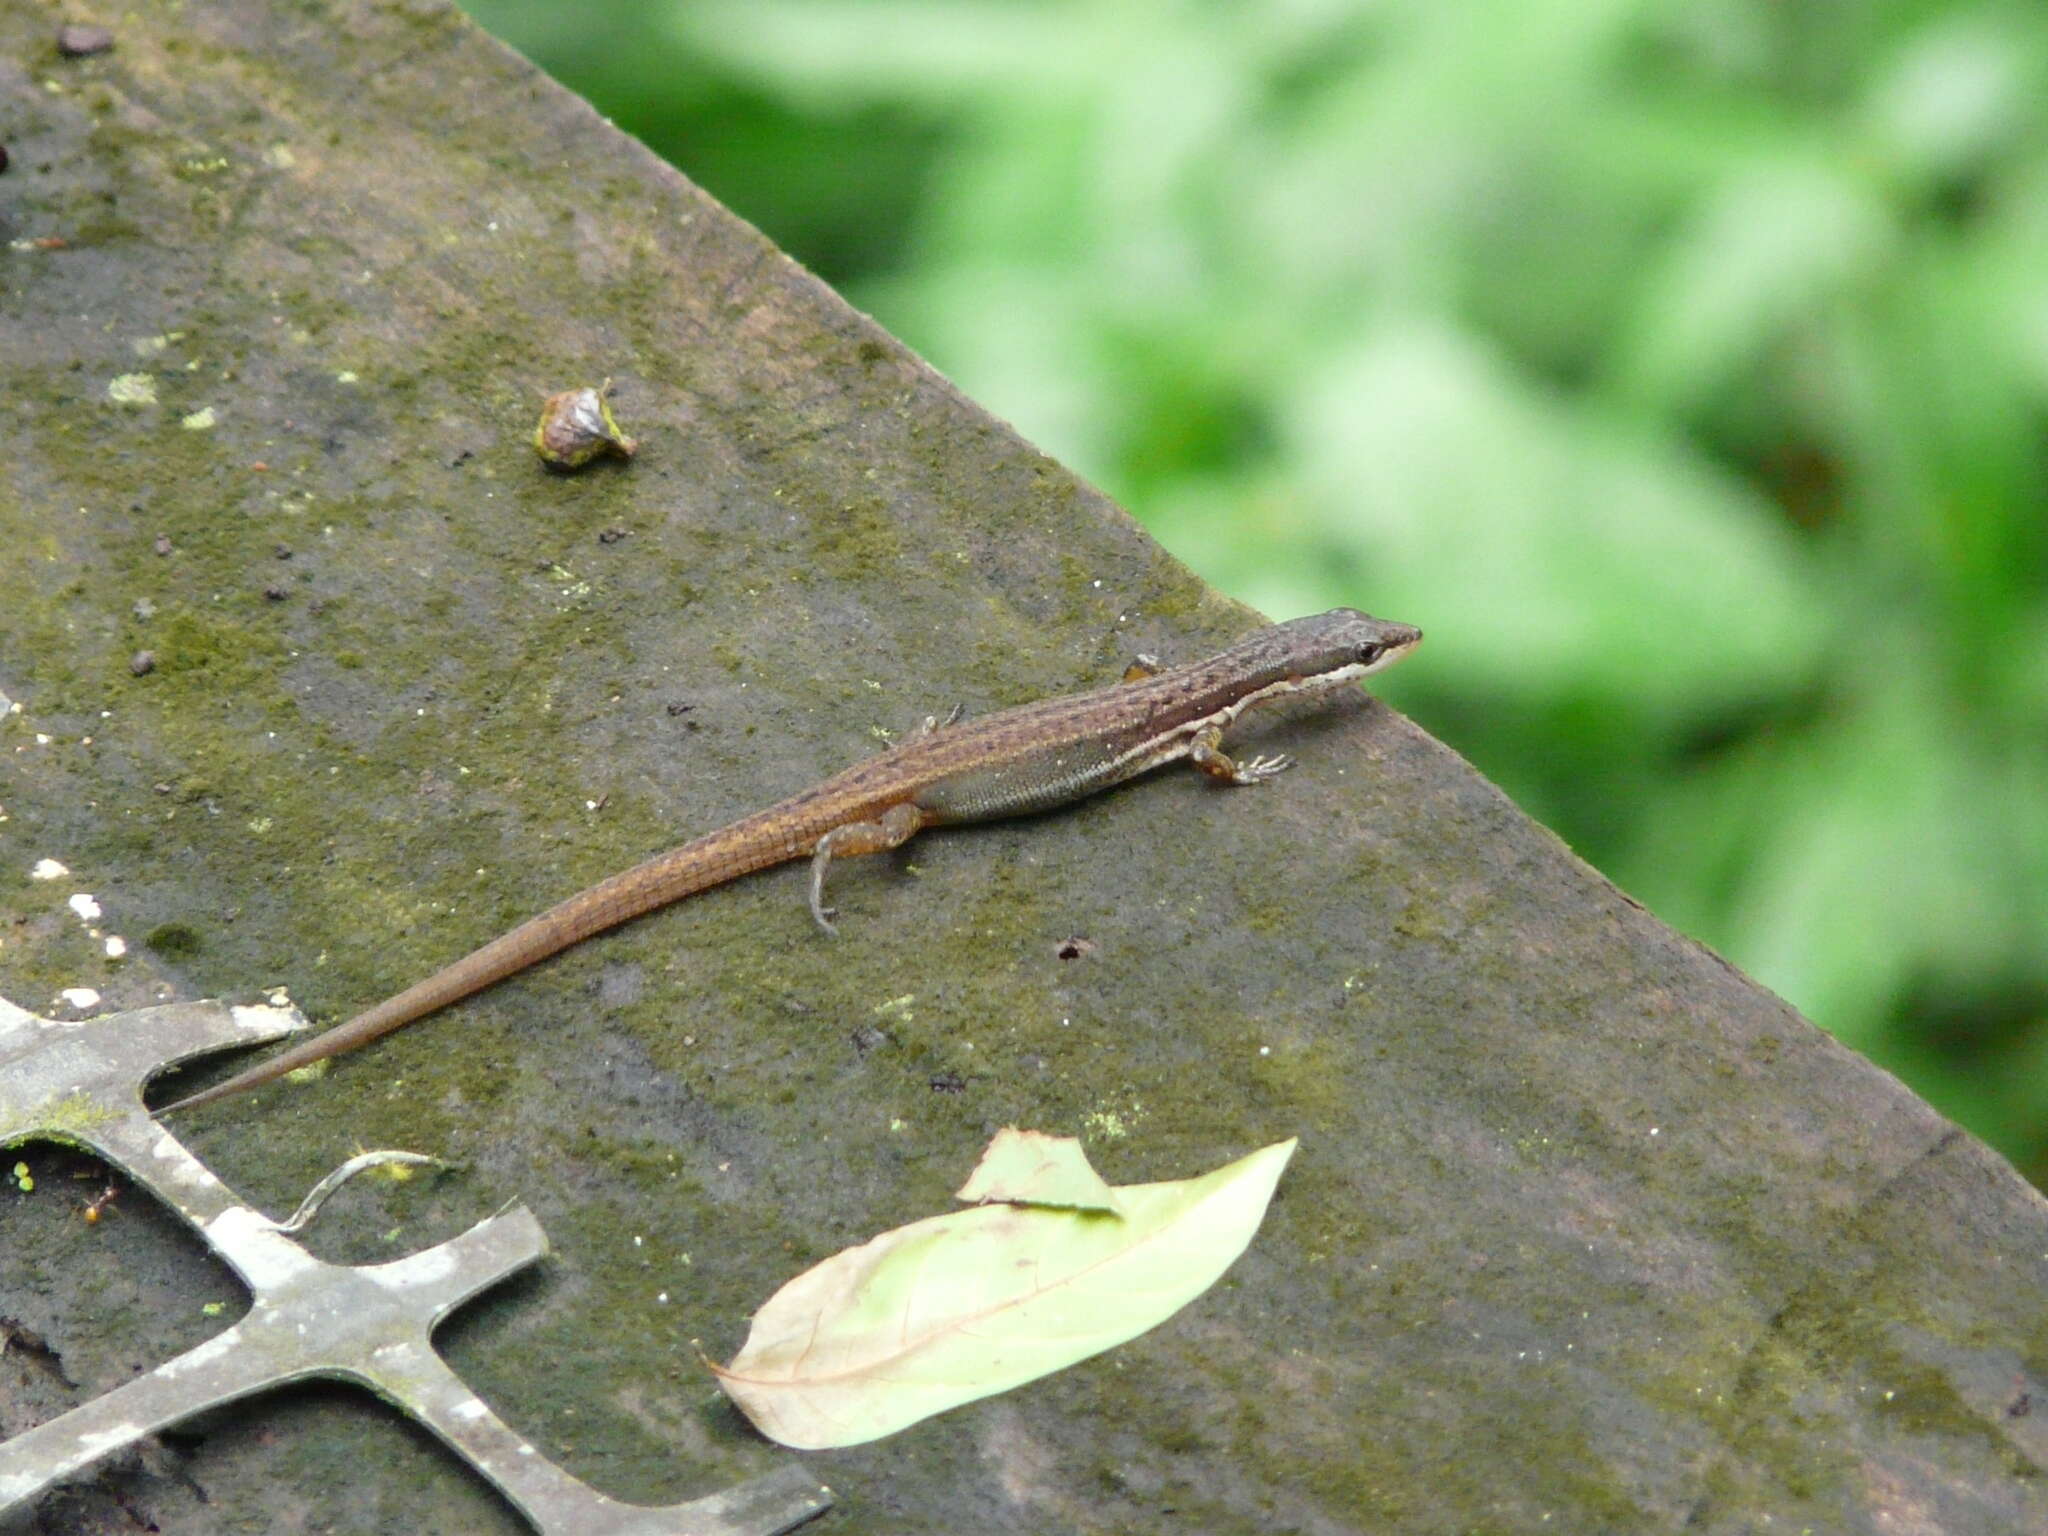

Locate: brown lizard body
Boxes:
[163,609,1420,1113]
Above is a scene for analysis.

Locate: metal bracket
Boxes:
[0,995,831,1533]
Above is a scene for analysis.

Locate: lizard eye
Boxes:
[1357,643,1384,664]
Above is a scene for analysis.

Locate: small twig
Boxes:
[269,1150,452,1235]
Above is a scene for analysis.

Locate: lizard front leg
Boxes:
[1188,723,1293,786]
[809,801,929,932]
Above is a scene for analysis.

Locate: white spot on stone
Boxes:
[58,988,100,1011]
[68,893,102,922]
[31,858,69,881]
[181,406,217,431]
[452,1397,489,1422]
[104,935,127,959]
[106,373,158,405]
[231,1000,306,1036]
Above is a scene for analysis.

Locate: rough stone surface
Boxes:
[3,3,2045,1533]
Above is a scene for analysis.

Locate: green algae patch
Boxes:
[145,922,206,961]
[152,608,289,688]
[1,1091,124,1144]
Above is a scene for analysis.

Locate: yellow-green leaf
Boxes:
[712,1137,1296,1449]
[953,1126,1123,1213]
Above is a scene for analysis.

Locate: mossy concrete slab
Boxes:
[3,3,2045,1532]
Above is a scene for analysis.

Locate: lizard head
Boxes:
[1278,608,1423,684]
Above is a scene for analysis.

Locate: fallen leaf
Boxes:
[712,1137,1296,1449]
[953,1126,1123,1213]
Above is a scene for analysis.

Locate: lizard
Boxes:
[161,608,1420,1113]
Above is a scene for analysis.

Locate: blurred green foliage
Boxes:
[463,0,2048,1180]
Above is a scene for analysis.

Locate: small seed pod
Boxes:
[533,378,637,470]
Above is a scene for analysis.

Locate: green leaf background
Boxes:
[463,0,2048,1183]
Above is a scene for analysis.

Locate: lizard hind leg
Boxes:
[809,801,929,933]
